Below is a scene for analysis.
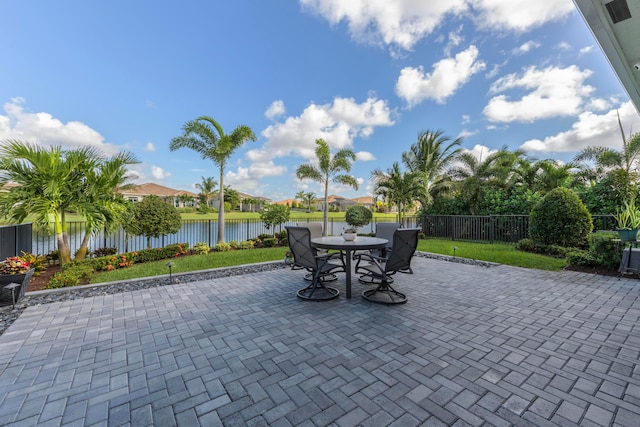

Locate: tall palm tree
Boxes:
[195,176,218,208]
[296,139,358,235]
[402,129,463,209]
[371,162,425,225]
[170,116,256,242]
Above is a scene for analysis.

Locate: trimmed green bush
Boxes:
[566,249,597,267]
[515,238,570,257]
[91,247,117,258]
[193,242,210,255]
[214,242,232,252]
[529,188,592,248]
[47,264,94,289]
[345,205,372,231]
[237,240,255,250]
[589,231,620,270]
[262,237,278,248]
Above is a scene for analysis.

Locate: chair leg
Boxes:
[362,278,407,305]
[297,270,339,301]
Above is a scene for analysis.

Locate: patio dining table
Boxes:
[311,236,388,298]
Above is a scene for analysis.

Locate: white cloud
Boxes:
[579,45,595,55]
[458,129,478,139]
[471,0,575,32]
[444,25,465,56]
[299,0,573,53]
[395,45,486,106]
[145,142,156,152]
[483,65,595,123]
[300,0,468,51]
[520,101,640,153]
[145,100,156,109]
[464,144,498,161]
[265,100,286,120]
[224,161,288,195]
[248,96,395,163]
[151,165,171,180]
[0,97,122,155]
[514,40,540,54]
[356,151,376,161]
[461,115,471,124]
[556,41,571,51]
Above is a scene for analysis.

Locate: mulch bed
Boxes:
[27,265,61,292]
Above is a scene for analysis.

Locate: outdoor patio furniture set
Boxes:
[286,223,420,304]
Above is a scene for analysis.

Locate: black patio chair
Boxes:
[354,222,400,276]
[355,228,420,304]
[286,226,343,300]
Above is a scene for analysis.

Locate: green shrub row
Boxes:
[515,238,570,257]
[565,232,620,270]
[47,243,190,289]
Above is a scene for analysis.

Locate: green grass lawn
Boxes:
[91,246,289,283]
[418,239,566,270]
[91,238,565,284]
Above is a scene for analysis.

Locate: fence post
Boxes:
[208,220,211,247]
[489,215,495,244]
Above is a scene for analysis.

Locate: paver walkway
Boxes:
[0,257,639,426]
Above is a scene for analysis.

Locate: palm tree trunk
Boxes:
[75,226,92,260]
[54,214,71,264]
[323,181,329,236]
[218,164,225,243]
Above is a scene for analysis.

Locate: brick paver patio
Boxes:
[0,256,639,426]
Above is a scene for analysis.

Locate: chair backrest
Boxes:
[375,223,401,247]
[297,222,323,239]
[385,228,420,273]
[286,226,317,269]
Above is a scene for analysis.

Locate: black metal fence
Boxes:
[421,214,616,243]
[0,223,33,259]
[16,214,614,256]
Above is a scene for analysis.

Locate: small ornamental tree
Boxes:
[260,204,291,234]
[529,187,592,248]
[345,205,372,233]
[124,195,182,249]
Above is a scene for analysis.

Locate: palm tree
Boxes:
[448,148,514,214]
[75,151,140,259]
[170,116,256,243]
[302,191,316,213]
[223,186,240,210]
[177,193,195,207]
[371,162,425,225]
[573,113,640,204]
[534,160,574,194]
[0,140,134,264]
[195,176,218,208]
[296,139,358,235]
[294,190,306,209]
[402,129,463,209]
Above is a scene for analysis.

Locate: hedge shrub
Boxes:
[529,187,592,248]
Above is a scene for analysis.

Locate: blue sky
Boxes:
[2,0,640,202]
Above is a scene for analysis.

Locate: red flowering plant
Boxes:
[0,256,32,274]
